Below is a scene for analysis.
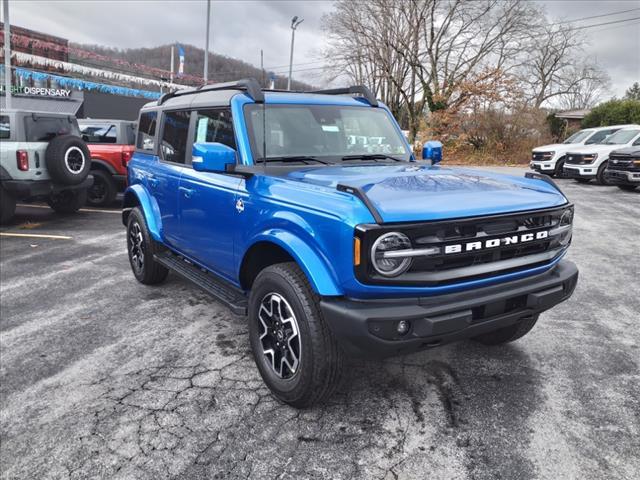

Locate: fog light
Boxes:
[396,320,410,335]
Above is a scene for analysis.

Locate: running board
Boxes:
[154,251,248,316]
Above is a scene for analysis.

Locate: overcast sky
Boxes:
[5,0,640,99]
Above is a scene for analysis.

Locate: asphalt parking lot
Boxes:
[1,167,639,480]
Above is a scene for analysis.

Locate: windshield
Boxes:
[563,130,591,144]
[603,129,640,145]
[80,123,117,144]
[244,104,411,163]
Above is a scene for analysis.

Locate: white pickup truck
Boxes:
[563,126,640,184]
[0,109,93,223]
[530,124,635,177]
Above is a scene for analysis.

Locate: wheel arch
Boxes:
[239,233,342,296]
[90,159,117,175]
[122,184,162,241]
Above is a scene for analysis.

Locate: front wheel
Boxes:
[126,207,168,285]
[248,263,344,408]
[596,161,610,185]
[473,315,539,345]
[554,157,567,178]
[47,189,87,213]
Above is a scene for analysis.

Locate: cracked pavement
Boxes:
[1,168,639,479]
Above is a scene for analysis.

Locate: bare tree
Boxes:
[518,24,610,108]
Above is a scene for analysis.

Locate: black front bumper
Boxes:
[320,260,578,358]
[605,169,640,186]
[0,176,93,200]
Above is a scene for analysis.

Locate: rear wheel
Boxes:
[0,187,16,224]
[126,207,168,284]
[248,262,344,408]
[473,315,539,345]
[47,189,87,213]
[618,184,637,191]
[87,169,117,207]
[596,161,610,185]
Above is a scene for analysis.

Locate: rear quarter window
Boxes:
[24,116,80,142]
[137,111,157,151]
[0,115,9,140]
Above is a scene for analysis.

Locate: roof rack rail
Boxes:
[307,85,378,107]
[157,78,264,106]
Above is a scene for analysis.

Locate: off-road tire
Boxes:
[554,157,567,178]
[45,135,91,185]
[126,207,168,285]
[87,169,117,207]
[0,187,16,224]
[596,161,610,185]
[46,189,87,213]
[248,262,344,408]
[617,184,637,191]
[473,315,539,345]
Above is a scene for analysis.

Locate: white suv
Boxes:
[563,126,640,184]
[530,125,635,177]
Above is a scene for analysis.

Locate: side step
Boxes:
[154,251,248,316]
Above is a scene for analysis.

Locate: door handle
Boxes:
[148,176,159,188]
[179,186,195,198]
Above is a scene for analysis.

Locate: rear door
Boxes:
[152,109,192,247]
[177,108,242,281]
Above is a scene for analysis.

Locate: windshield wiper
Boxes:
[259,156,330,165]
[341,154,403,162]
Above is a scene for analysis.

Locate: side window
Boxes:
[194,109,236,149]
[136,111,157,151]
[160,110,191,164]
[586,129,618,144]
[80,123,117,144]
[633,137,640,146]
[0,115,9,140]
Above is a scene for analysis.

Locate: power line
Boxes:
[564,16,640,31]
[550,7,640,25]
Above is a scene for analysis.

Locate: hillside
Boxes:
[71,42,315,90]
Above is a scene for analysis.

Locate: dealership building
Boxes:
[0,24,178,120]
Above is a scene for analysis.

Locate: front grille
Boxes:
[532,151,552,161]
[608,154,639,172]
[355,206,571,286]
[565,154,592,165]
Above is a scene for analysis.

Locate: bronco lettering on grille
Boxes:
[444,230,549,254]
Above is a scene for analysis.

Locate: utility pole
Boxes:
[204,0,211,83]
[170,44,174,84]
[287,16,303,91]
[3,0,12,109]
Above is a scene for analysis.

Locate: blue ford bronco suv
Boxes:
[123,79,578,407]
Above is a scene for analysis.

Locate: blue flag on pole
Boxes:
[178,45,185,77]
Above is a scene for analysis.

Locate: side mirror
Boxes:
[422,140,443,165]
[192,142,236,173]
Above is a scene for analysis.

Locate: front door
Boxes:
[178,108,242,282]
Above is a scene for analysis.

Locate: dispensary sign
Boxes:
[0,85,72,97]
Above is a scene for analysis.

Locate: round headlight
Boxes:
[371,232,412,277]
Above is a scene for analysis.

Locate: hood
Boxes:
[567,144,621,156]
[532,143,568,152]
[286,164,567,223]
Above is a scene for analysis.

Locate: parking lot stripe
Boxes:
[0,232,72,240]
[16,204,120,214]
